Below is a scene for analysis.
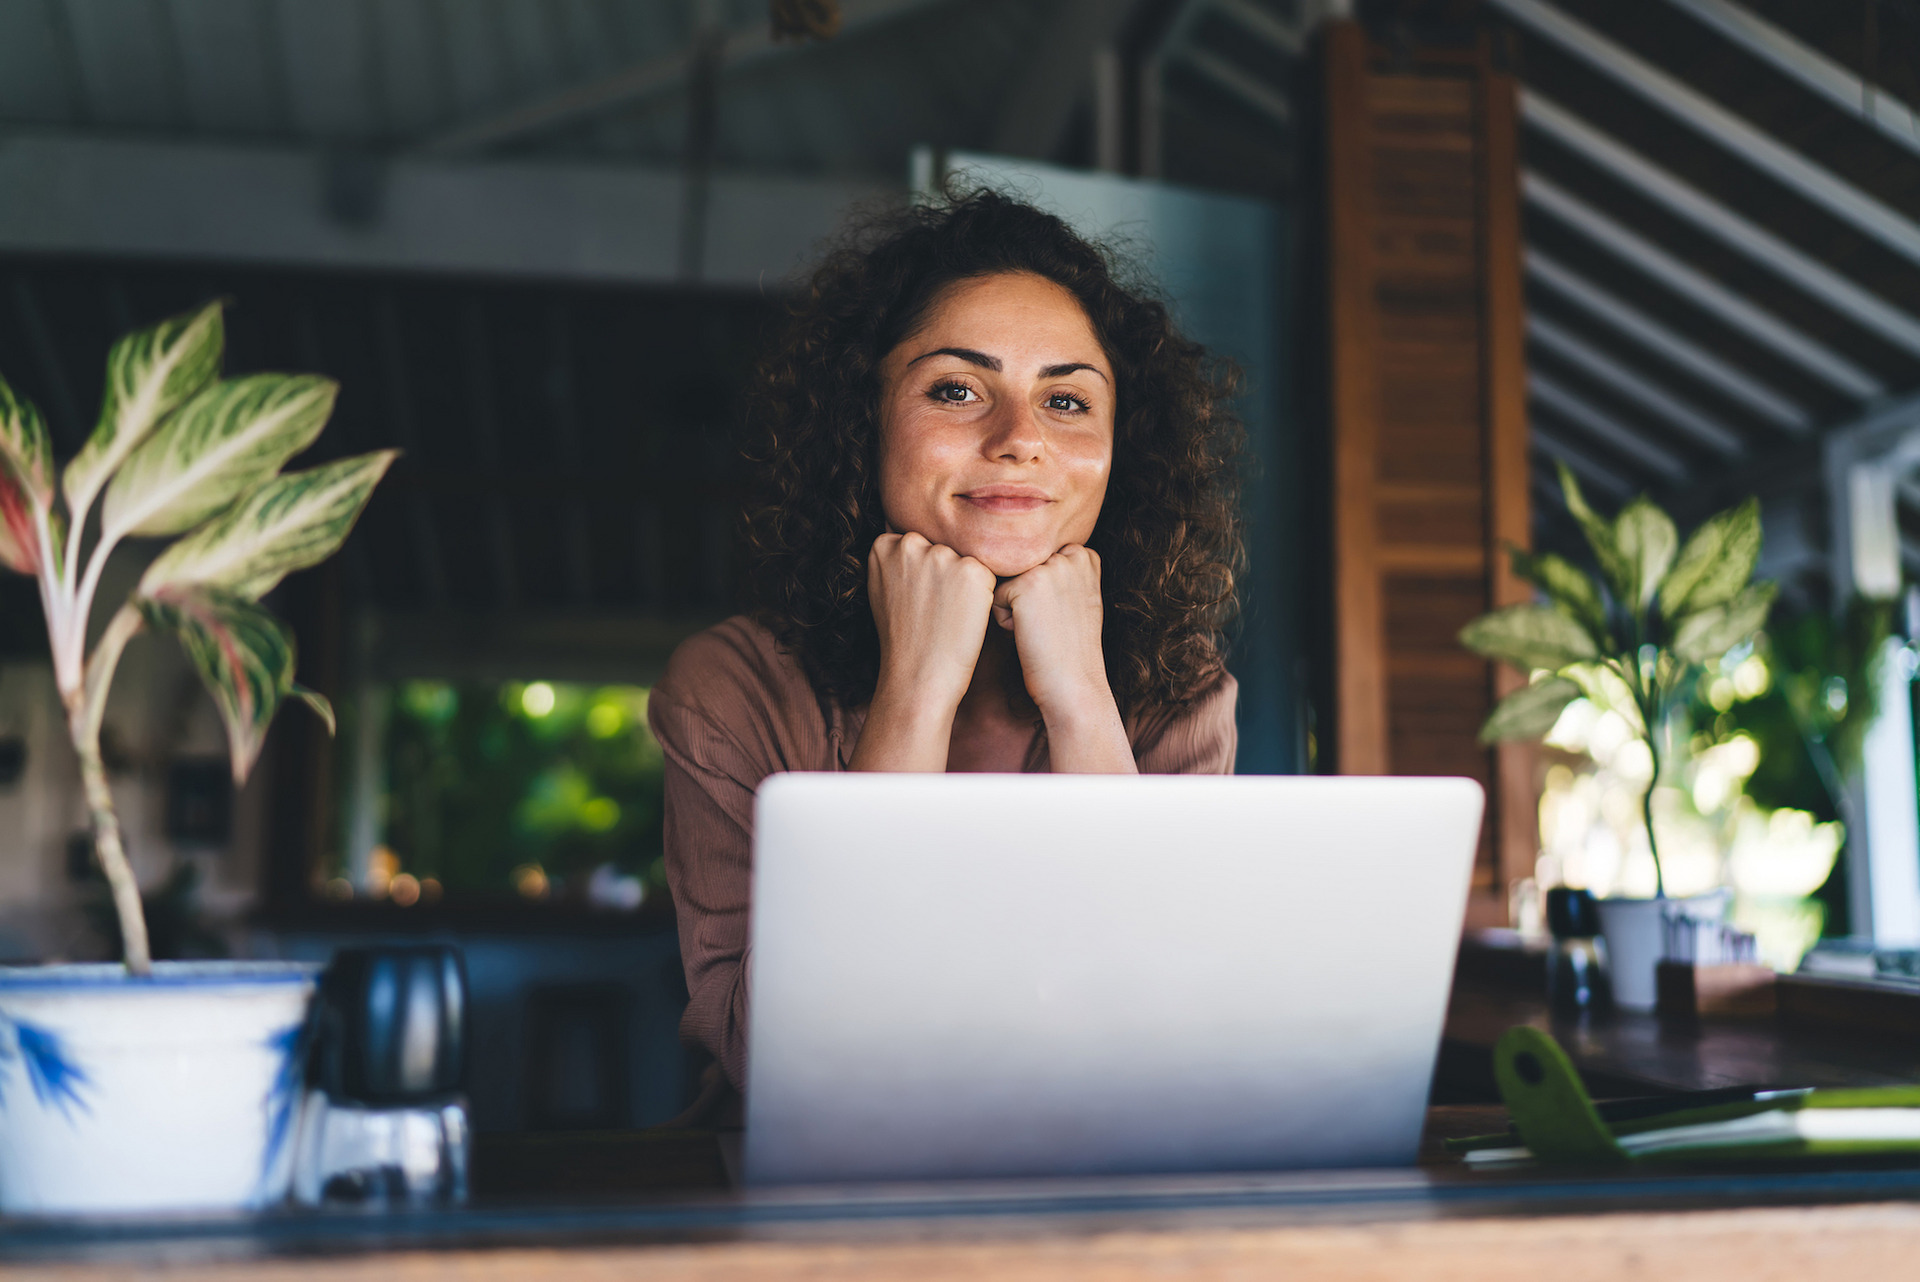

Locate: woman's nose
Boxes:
[979,399,1044,463]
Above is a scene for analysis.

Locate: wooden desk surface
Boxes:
[14,1203,1920,1281]
[15,977,1920,1279]
[1443,980,1920,1096]
[12,1152,1920,1280]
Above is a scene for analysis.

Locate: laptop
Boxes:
[743,773,1484,1185]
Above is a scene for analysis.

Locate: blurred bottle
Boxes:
[1546,887,1610,1012]
[292,945,471,1207]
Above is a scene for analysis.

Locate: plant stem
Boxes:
[64,530,120,690]
[1618,649,1668,899]
[1643,710,1667,900]
[67,605,151,975]
[74,739,149,975]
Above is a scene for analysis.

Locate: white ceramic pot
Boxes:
[1595,892,1729,1012]
[0,961,321,1216]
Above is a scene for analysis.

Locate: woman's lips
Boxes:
[958,485,1051,513]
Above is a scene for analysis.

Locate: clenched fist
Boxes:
[991,544,1112,722]
[866,531,997,716]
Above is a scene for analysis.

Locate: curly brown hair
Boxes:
[743,187,1245,719]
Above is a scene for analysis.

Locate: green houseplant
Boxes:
[1459,464,1776,901]
[1460,466,1776,1011]
[0,301,392,973]
[0,301,394,1215]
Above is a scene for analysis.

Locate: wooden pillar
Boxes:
[1325,21,1388,776]
[1321,22,1534,926]
[1478,47,1539,927]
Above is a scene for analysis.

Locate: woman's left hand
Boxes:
[992,545,1113,723]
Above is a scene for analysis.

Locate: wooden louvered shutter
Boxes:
[1323,21,1535,929]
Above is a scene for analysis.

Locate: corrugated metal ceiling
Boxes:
[0,0,1049,174]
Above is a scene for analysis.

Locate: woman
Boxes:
[648,189,1245,1093]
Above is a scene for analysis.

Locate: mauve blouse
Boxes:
[647,613,1239,1090]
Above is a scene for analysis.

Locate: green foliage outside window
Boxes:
[1689,596,1897,936]
[376,680,666,903]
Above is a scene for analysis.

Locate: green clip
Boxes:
[1493,1026,1628,1165]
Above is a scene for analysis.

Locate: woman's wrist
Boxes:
[1035,676,1137,774]
[1027,659,1116,726]
[850,670,964,772]
[874,656,971,722]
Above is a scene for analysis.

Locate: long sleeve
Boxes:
[647,617,840,1091]
[649,694,759,1091]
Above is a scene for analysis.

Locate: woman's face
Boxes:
[876,271,1115,577]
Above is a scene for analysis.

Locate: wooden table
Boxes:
[13,1149,1920,1280]
[1441,981,1920,1098]
[15,974,1920,1279]
[1441,926,1920,1093]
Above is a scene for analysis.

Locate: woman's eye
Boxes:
[1046,392,1090,413]
[929,380,978,404]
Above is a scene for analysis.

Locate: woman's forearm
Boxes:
[848,675,960,772]
[1041,685,1138,774]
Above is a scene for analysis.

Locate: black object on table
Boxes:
[300,945,472,1205]
[310,945,469,1102]
[1546,887,1610,1012]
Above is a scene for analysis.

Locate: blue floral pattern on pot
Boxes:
[260,1022,306,1186]
[0,961,324,1215]
[0,1010,91,1120]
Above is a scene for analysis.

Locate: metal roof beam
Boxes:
[413,0,949,157]
[1171,45,1292,128]
[1490,0,1920,271]
[1524,93,1920,363]
[0,131,887,285]
[1524,248,1812,435]
[990,0,1147,160]
[1523,171,1885,400]
[1211,0,1305,57]
[1532,428,1636,499]
[1661,0,1920,160]
[1529,314,1748,457]
[1530,372,1693,482]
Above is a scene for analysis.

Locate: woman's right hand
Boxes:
[865,531,996,716]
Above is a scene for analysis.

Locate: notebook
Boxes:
[1456,1026,1920,1166]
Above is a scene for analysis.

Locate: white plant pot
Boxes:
[1595,892,1729,1012]
[0,961,320,1216]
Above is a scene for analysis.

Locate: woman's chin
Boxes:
[959,545,1053,578]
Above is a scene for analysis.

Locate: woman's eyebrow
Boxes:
[907,346,1000,370]
[904,348,1111,385]
[1042,361,1110,384]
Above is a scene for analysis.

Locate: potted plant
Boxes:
[1459,465,1775,1010]
[0,301,392,1214]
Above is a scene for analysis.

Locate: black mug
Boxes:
[310,945,468,1104]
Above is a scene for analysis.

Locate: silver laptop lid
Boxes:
[744,773,1483,1184]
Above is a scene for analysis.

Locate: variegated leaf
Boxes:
[1565,662,1645,733]
[63,302,223,520]
[1613,497,1678,612]
[140,451,396,601]
[1508,543,1610,647]
[1672,582,1778,666]
[134,588,328,785]
[1460,604,1600,673]
[1557,463,1636,610]
[1478,675,1582,745]
[0,377,53,575]
[294,686,336,737]
[101,374,338,541]
[1659,498,1761,623]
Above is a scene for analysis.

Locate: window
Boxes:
[329,681,665,912]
